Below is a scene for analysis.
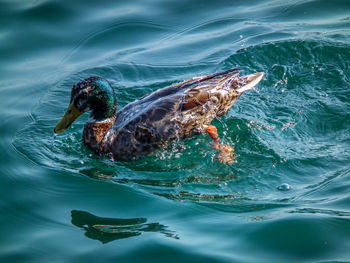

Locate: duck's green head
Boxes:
[54,76,116,134]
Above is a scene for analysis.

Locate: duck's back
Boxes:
[102,68,242,159]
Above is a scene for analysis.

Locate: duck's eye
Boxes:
[67,109,72,114]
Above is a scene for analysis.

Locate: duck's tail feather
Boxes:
[236,72,264,93]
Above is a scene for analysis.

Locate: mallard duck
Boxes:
[54,68,264,161]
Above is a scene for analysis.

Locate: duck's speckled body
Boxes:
[54,68,264,160]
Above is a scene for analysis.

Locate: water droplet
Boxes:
[277,183,291,191]
[80,160,84,165]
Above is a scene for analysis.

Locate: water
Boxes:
[1,0,350,262]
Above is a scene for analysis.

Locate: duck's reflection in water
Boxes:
[71,210,179,243]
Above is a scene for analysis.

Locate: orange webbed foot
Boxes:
[206,125,236,164]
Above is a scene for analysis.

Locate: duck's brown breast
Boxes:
[83,120,114,154]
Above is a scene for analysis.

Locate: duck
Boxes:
[54,68,264,161]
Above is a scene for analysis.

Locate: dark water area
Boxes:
[1,0,350,262]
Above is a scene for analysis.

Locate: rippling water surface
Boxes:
[1,0,350,262]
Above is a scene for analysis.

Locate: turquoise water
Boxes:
[1,0,350,262]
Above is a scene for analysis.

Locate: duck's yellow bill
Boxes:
[54,103,83,134]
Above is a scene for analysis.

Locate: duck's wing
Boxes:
[114,68,241,131]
